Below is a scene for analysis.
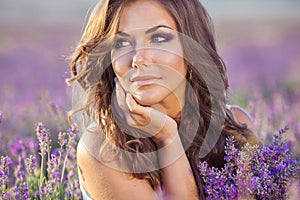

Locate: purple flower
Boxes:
[18,171,26,180]
[1,123,83,199]
[34,190,39,196]
[25,138,39,155]
[9,137,27,159]
[13,182,30,200]
[40,185,45,192]
[0,156,11,192]
[25,155,36,173]
[198,128,300,199]
[36,122,51,157]
[2,193,10,199]
[58,132,67,147]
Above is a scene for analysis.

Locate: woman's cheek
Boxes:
[112,55,131,77]
[155,51,186,74]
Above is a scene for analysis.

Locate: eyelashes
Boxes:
[151,33,174,43]
[113,33,174,49]
[114,39,131,49]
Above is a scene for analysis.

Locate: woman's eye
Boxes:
[114,39,131,49]
[151,34,169,43]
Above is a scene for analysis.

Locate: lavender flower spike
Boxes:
[198,128,300,199]
[25,155,36,174]
[35,122,51,157]
[35,122,51,189]
[0,156,10,195]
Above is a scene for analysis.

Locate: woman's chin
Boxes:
[131,93,159,106]
[133,96,153,106]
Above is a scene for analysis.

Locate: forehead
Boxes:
[118,0,177,32]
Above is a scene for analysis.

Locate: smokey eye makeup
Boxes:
[114,38,132,49]
[150,32,175,44]
[113,29,176,50]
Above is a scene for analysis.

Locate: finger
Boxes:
[125,114,137,127]
[126,93,137,113]
[125,94,167,135]
[125,93,151,126]
[125,93,150,115]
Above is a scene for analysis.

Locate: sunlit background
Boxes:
[1,0,300,155]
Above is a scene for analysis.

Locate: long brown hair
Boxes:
[68,0,259,198]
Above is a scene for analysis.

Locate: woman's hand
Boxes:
[114,81,178,147]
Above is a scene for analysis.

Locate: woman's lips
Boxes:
[130,75,161,86]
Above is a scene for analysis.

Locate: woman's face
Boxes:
[111,0,187,107]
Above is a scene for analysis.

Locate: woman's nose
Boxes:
[131,47,152,68]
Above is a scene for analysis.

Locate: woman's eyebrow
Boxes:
[145,25,174,34]
[116,31,130,37]
[117,25,174,36]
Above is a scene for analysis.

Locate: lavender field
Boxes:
[0,0,300,199]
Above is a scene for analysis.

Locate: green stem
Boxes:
[39,154,45,188]
[60,149,69,183]
[47,147,50,165]
[1,184,6,196]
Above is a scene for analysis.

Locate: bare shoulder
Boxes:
[227,105,254,130]
[77,134,159,200]
[227,105,263,145]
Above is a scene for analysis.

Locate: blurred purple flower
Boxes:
[25,138,39,155]
[25,155,36,174]
[0,112,3,124]
[58,132,67,147]
[294,124,300,141]
[34,190,39,197]
[9,137,27,159]
[13,182,30,199]
[17,171,26,180]
[45,154,60,196]
[2,193,10,199]
[0,156,11,194]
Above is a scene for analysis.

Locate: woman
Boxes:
[68,0,261,199]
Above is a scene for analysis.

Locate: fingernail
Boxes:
[114,77,119,83]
